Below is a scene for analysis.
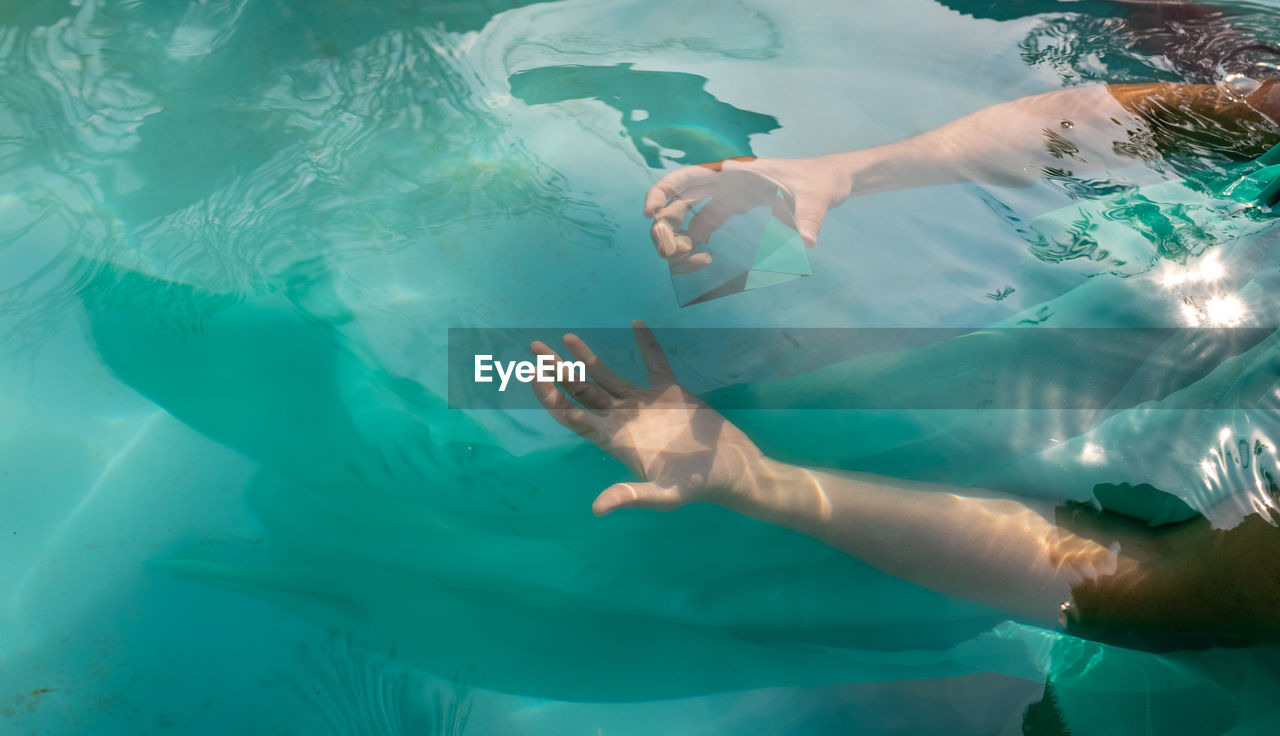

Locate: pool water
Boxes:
[4,0,1280,733]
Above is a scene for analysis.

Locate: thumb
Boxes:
[593,482,684,516]
[792,197,828,248]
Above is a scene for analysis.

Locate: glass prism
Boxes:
[670,191,811,307]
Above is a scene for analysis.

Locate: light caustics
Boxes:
[1158,252,1251,326]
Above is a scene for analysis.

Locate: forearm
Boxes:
[553,328,1275,642]
[724,458,1280,643]
[725,458,1134,623]
[822,80,1280,198]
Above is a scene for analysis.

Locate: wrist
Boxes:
[818,148,908,200]
[819,140,954,199]
[810,152,863,202]
[722,456,828,527]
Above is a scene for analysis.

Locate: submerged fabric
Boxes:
[77,199,1280,733]
[9,0,1280,732]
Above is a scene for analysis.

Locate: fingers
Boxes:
[650,216,698,260]
[529,368,594,434]
[592,482,684,516]
[652,195,699,227]
[529,342,610,430]
[668,251,712,274]
[531,339,615,411]
[650,219,679,259]
[644,166,719,217]
[562,333,634,397]
[632,320,675,386]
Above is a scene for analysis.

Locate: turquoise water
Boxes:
[5,0,1280,733]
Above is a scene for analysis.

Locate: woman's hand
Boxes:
[644,155,854,261]
[530,321,765,516]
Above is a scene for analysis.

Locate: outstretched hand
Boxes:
[644,155,851,265]
[530,321,764,516]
